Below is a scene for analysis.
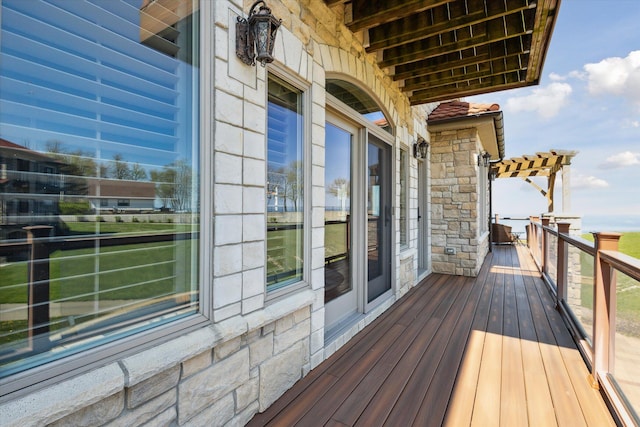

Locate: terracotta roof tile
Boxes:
[428,100,500,122]
[0,138,28,150]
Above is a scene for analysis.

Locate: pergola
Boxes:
[491,149,578,212]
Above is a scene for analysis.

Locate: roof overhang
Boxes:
[325,0,561,105]
[428,111,505,160]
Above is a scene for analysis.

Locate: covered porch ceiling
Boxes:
[324,0,561,105]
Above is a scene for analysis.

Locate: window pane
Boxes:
[399,148,408,248]
[0,0,200,377]
[325,123,352,302]
[266,75,304,290]
[326,79,392,134]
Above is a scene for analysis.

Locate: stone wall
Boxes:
[430,128,488,277]
[3,305,311,427]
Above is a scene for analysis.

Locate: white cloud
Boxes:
[632,120,640,128]
[598,151,640,169]
[572,174,609,190]
[583,50,640,105]
[505,82,572,119]
[549,72,565,81]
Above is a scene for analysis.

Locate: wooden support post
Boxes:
[590,231,622,389]
[24,225,53,352]
[541,217,550,276]
[556,222,571,307]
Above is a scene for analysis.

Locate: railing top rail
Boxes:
[542,224,558,236]
[600,249,640,283]
[557,232,597,256]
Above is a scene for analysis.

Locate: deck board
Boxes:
[248,245,615,427]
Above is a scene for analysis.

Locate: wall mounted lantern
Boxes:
[413,137,428,160]
[477,151,492,167]
[236,1,282,67]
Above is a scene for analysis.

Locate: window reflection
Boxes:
[324,123,352,302]
[266,75,304,290]
[0,0,200,376]
[326,79,393,134]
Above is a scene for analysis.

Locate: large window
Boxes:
[0,0,200,382]
[266,75,305,291]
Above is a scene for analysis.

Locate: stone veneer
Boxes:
[3,297,312,427]
[0,0,437,425]
[430,128,489,277]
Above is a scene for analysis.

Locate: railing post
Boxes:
[541,217,550,276]
[556,222,571,307]
[590,231,622,388]
[24,225,53,352]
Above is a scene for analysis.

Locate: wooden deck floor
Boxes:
[249,245,615,427]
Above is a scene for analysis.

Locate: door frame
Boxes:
[324,113,362,332]
[364,133,393,310]
[417,154,431,277]
[324,98,396,334]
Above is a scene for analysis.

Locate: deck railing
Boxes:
[527,218,640,426]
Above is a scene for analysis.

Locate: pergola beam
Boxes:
[492,150,578,213]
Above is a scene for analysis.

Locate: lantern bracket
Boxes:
[236,1,281,67]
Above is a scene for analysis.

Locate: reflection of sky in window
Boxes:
[325,123,351,210]
[0,0,198,175]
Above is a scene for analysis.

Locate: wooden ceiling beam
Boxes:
[401,56,527,93]
[392,49,489,81]
[347,0,453,32]
[377,11,534,69]
[408,72,526,104]
[366,0,535,53]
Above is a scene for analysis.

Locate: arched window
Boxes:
[326,79,393,135]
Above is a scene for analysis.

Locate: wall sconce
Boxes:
[477,151,492,167]
[236,1,282,67]
[413,138,428,160]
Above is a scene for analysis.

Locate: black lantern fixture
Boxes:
[477,151,492,167]
[483,151,492,167]
[236,1,282,67]
[413,137,429,159]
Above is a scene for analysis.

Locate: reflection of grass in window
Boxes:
[0,318,68,346]
[67,221,192,234]
[266,226,303,285]
[324,222,348,260]
[0,238,196,347]
[0,240,196,303]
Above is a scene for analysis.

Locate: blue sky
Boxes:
[468,0,640,220]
